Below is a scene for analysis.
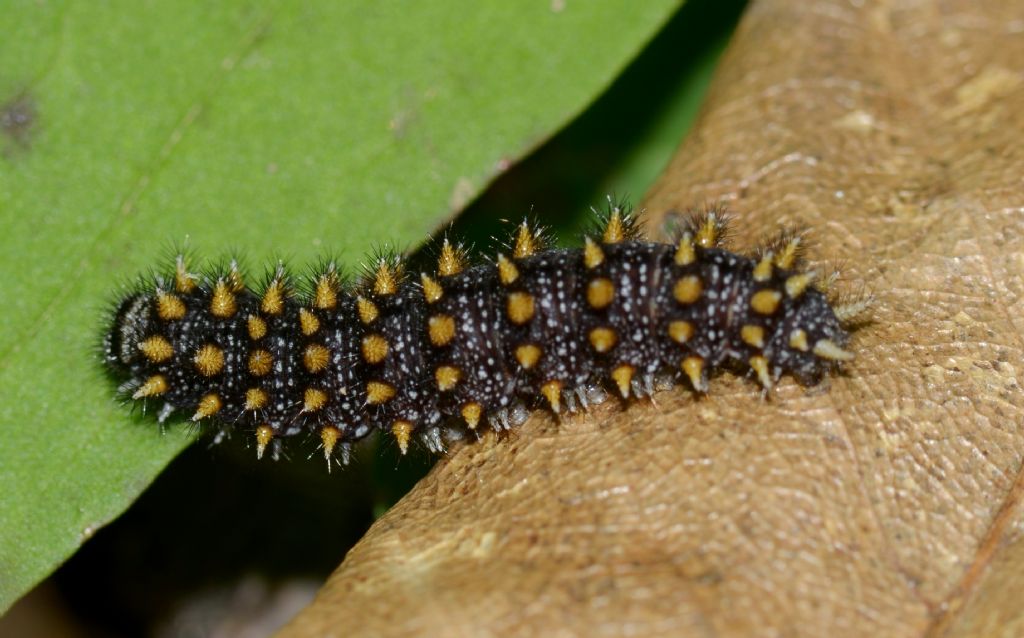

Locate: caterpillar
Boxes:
[103,205,867,468]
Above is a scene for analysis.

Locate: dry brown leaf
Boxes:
[278,1,1024,636]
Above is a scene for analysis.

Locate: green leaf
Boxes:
[0,0,681,612]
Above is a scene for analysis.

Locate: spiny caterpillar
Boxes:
[103,206,867,468]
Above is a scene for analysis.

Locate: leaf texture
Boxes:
[279,1,1024,636]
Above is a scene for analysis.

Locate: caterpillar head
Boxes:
[104,293,154,372]
[777,288,853,385]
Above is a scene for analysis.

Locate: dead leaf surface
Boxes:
[279,1,1024,635]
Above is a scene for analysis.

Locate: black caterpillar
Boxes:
[103,206,867,467]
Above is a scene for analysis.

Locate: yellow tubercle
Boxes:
[774,236,802,270]
[695,212,724,248]
[210,280,237,318]
[749,355,773,390]
[506,292,535,325]
[540,380,563,413]
[437,239,465,277]
[496,254,519,286]
[366,380,396,404]
[299,308,320,336]
[812,339,854,361]
[192,393,222,421]
[303,388,328,412]
[435,365,461,391]
[193,344,225,377]
[785,272,815,298]
[461,402,483,429]
[682,357,706,392]
[428,314,456,346]
[741,325,765,348]
[373,259,401,296]
[753,252,774,282]
[674,233,695,266]
[139,335,173,363]
[361,334,389,364]
[356,297,379,324]
[513,221,537,258]
[247,315,267,340]
[583,237,605,269]
[588,327,618,353]
[392,420,413,455]
[304,344,330,373]
[321,425,341,465]
[133,374,168,399]
[668,320,693,344]
[156,292,186,321]
[611,364,634,399]
[245,387,268,411]
[314,271,339,310]
[248,349,273,376]
[750,289,782,315]
[789,329,809,351]
[421,274,444,303]
[261,279,285,315]
[514,344,542,369]
[673,276,703,304]
[586,278,615,310]
[255,425,274,460]
[602,209,625,244]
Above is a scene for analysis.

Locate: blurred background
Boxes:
[1,0,746,635]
